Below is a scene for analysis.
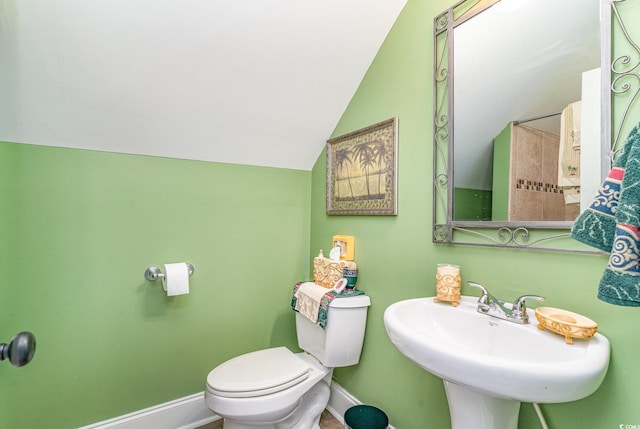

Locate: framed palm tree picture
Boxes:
[326,117,398,215]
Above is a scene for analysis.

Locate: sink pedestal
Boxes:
[444,381,520,429]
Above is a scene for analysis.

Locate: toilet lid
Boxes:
[206,347,310,398]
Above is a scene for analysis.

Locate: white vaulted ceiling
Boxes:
[0,0,407,170]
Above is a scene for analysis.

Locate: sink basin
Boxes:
[384,296,610,428]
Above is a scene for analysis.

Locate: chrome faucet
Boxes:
[467,281,544,324]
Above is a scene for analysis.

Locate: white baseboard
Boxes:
[79,381,395,429]
[77,392,220,429]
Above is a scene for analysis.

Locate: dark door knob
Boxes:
[0,331,36,367]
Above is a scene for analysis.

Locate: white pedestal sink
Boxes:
[383,296,610,429]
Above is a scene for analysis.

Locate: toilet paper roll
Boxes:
[162,263,190,296]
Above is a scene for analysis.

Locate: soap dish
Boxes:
[534,307,598,345]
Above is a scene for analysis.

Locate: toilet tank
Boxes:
[296,294,371,367]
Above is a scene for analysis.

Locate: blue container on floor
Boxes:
[344,405,389,429]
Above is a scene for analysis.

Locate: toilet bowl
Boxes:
[205,348,331,428]
[205,292,371,429]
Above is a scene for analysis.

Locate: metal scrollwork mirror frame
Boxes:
[432,0,639,253]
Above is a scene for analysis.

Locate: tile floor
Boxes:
[197,409,344,429]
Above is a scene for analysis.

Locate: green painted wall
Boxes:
[491,123,511,221]
[311,0,640,428]
[453,187,492,220]
[612,0,640,150]
[0,143,310,428]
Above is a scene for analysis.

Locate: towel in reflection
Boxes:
[558,101,582,204]
[571,123,640,306]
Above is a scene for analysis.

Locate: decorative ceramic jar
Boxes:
[434,263,461,307]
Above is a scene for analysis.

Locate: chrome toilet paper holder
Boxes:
[144,263,195,281]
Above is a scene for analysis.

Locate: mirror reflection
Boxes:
[452,0,600,222]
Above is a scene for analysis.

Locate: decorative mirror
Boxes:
[433,0,638,252]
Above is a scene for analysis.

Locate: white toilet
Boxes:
[205,294,371,429]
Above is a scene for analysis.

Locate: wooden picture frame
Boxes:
[326,117,398,215]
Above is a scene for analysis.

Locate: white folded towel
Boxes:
[294,282,329,323]
[558,101,582,187]
[558,101,582,204]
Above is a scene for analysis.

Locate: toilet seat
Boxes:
[206,347,310,398]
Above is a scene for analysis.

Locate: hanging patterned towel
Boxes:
[571,123,640,306]
[291,282,364,328]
